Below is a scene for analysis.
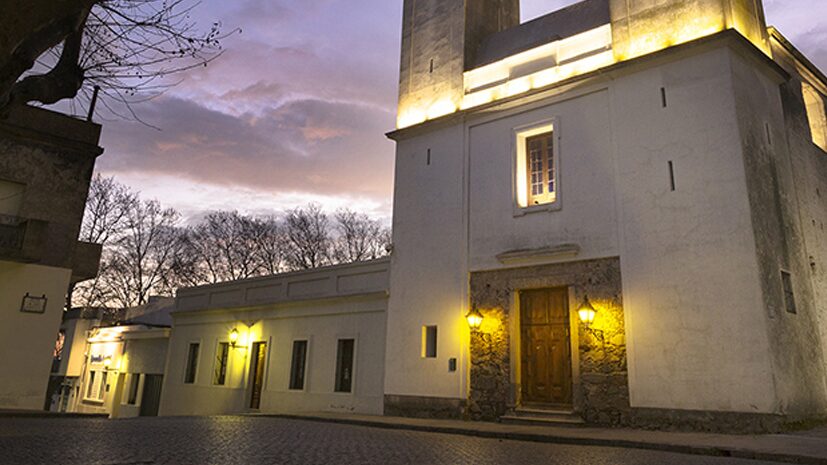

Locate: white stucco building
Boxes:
[159,259,389,416]
[382,0,827,430]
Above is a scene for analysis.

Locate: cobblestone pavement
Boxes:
[0,416,790,465]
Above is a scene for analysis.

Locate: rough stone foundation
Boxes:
[468,257,631,425]
[384,395,466,420]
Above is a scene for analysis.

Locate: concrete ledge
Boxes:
[253,412,827,465]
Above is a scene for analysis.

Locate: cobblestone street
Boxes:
[0,416,792,465]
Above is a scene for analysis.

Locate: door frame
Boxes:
[247,341,268,410]
[509,286,580,409]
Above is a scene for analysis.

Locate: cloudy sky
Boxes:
[89,0,827,223]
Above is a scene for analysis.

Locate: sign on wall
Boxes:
[20,293,47,314]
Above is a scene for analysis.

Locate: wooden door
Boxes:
[520,288,572,406]
[249,342,266,410]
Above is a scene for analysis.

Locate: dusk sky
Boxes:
[89,0,827,224]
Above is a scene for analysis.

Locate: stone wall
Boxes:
[384,395,466,420]
[468,257,630,425]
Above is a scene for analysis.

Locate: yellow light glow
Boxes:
[465,308,484,331]
[578,296,597,327]
[426,99,458,120]
[397,107,427,129]
[229,328,239,346]
[103,356,113,369]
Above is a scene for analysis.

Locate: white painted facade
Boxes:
[159,259,389,416]
[385,0,827,423]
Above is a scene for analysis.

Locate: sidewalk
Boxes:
[261,412,827,465]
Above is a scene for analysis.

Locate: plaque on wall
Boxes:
[20,293,47,314]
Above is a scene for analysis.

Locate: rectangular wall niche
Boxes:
[422,326,437,358]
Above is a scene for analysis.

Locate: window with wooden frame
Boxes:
[515,122,559,210]
[213,342,229,386]
[125,374,141,405]
[289,340,308,390]
[184,343,199,384]
[85,370,107,402]
[334,339,355,393]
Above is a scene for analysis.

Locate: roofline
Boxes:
[175,256,391,296]
[387,29,788,141]
[768,26,827,90]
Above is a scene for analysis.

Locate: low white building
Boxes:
[159,259,389,416]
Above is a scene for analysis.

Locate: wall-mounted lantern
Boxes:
[229,328,240,348]
[466,307,484,331]
[103,355,113,370]
[578,295,597,327]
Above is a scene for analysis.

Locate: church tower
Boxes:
[610,0,770,60]
[396,0,520,128]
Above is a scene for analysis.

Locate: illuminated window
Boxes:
[334,339,355,393]
[289,340,308,390]
[213,342,229,386]
[85,370,107,402]
[802,82,827,151]
[515,122,558,209]
[184,343,199,384]
[422,326,437,358]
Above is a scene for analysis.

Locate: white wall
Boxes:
[0,261,70,410]
[389,42,784,415]
[160,297,387,416]
[385,123,470,401]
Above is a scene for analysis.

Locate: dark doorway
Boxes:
[520,287,572,407]
[139,375,163,417]
[249,342,267,409]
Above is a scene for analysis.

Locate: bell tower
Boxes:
[396,0,520,128]
[609,0,770,60]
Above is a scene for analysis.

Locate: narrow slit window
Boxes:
[184,343,199,384]
[781,270,797,314]
[661,87,668,107]
[422,326,437,358]
[668,161,676,191]
[334,339,355,393]
[289,340,308,390]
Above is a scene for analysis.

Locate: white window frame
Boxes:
[213,340,231,387]
[513,118,562,216]
[287,338,310,392]
[121,373,143,406]
[84,369,107,403]
[333,335,358,395]
[183,340,201,385]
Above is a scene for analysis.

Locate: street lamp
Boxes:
[466,307,484,331]
[578,295,597,328]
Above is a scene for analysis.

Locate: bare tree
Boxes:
[104,199,182,307]
[284,204,330,270]
[253,216,287,276]
[331,208,391,263]
[1,0,232,116]
[180,211,263,284]
[70,174,137,309]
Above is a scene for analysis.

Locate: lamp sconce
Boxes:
[103,356,113,371]
[229,328,240,348]
[466,307,484,332]
[578,295,604,343]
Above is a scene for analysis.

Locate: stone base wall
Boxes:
[469,257,631,425]
[384,395,466,420]
[629,408,823,434]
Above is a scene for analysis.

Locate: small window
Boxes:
[86,371,97,399]
[184,343,199,384]
[126,374,141,405]
[85,370,107,402]
[515,123,558,209]
[781,270,797,314]
[802,82,827,151]
[334,339,355,393]
[213,342,229,386]
[289,340,308,390]
[422,326,437,358]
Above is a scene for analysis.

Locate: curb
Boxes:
[0,411,108,419]
[261,414,827,465]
